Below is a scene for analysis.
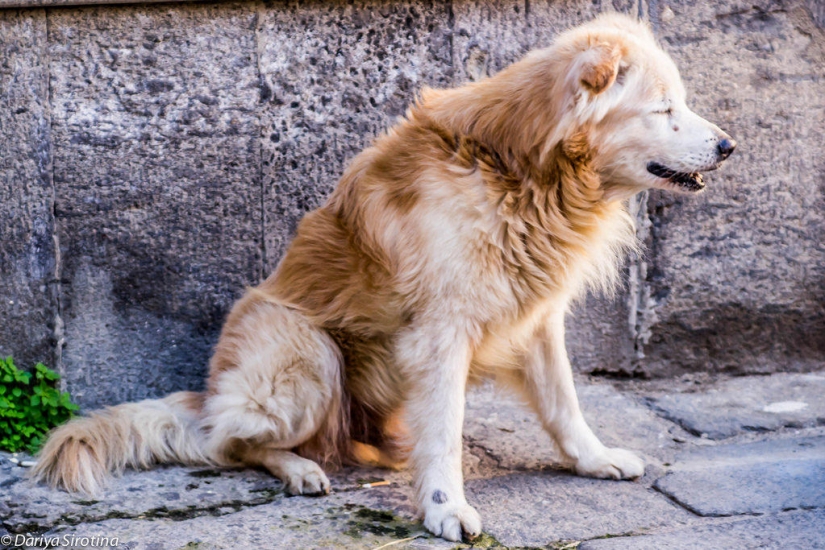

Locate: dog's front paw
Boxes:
[574,447,645,480]
[422,501,482,542]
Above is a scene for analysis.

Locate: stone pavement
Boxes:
[1,371,824,549]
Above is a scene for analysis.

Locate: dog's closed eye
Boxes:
[615,63,630,85]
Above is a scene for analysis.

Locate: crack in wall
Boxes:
[254,0,268,281]
[626,191,657,369]
[42,8,65,384]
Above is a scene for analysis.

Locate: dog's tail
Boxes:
[29,391,209,496]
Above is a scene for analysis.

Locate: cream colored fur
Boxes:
[31,14,734,542]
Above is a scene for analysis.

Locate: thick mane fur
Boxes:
[272,88,637,327]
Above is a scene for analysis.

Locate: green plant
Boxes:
[0,356,79,454]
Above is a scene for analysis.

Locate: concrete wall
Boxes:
[1,0,823,409]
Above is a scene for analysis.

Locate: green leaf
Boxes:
[0,357,78,454]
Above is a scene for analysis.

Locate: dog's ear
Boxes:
[578,41,623,95]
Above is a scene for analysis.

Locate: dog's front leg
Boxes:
[399,328,481,542]
[523,311,645,480]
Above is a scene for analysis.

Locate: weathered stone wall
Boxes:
[1,0,823,408]
[0,9,57,376]
[641,0,825,376]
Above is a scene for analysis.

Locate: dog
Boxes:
[32,13,735,542]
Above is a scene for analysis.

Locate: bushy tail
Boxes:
[30,391,209,496]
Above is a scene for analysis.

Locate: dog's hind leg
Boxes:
[518,311,644,480]
[200,291,346,496]
[231,442,331,496]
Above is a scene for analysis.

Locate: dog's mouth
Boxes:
[646,162,705,192]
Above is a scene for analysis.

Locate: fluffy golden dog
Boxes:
[33,13,735,541]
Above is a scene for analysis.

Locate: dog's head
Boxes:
[549,14,736,197]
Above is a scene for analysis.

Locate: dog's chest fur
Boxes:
[457,161,635,369]
[270,115,636,409]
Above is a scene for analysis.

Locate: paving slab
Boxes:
[463,373,728,546]
[578,383,686,459]
[653,436,825,517]
[464,384,558,474]
[464,380,684,475]
[580,509,825,550]
[647,372,825,439]
[1,460,284,534]
[19,468,690,550]
[467,472,692,548]
[30,489,453,550]
[1,451,426,535]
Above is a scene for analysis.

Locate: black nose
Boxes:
[717,138,737,160]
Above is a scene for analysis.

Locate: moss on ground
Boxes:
[343,506,415,539]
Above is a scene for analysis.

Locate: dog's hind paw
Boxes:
[282,458,331,496]
[423,502,482,542]
[574,447,645,480]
